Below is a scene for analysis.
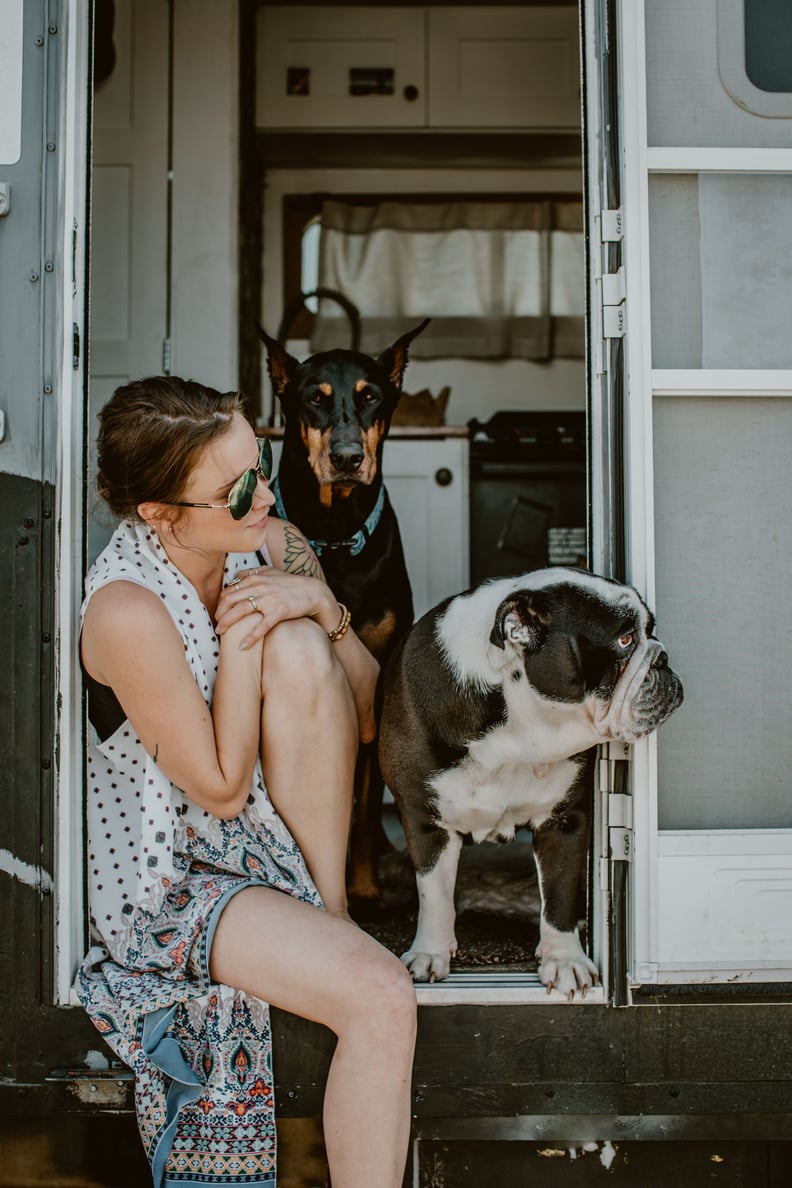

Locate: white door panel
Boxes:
[614,0,792,985]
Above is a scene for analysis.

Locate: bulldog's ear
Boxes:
[254,321,298,403]
[377,318,431,391]
[490,590,551,652]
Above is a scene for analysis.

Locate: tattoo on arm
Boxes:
[282,523,322,578]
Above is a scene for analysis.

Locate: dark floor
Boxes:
[362,806,543,972]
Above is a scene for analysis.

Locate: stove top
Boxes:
[468,410,586,460]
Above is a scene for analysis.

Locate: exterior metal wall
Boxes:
[0,0,98,1093]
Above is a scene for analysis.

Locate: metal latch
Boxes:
[47,1066,133,1107]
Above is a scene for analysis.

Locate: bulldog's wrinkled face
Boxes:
[490,573,683,740]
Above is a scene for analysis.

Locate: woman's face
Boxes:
[172,413,275,552]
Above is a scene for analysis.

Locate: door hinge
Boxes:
[601,265,626,339]
[600,207,624,242]
[599,742,633,862]
[162,336,172,374]
[72,323,80,369]
[608,793,633,863]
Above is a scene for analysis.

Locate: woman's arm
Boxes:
[215,519,380,743]
[81,581,265,818]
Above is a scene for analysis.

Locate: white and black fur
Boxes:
[379,568,683,999]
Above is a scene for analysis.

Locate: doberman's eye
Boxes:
[360,388,378,403]
[617,632,635,649]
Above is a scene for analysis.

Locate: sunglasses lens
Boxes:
[259,436,273,480]
[228,469,257,520]
[228,440,272,520]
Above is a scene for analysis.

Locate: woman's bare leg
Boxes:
[210,886,416,1188]
[259,619,358,915]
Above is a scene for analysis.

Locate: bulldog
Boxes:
[378,568,683,1000]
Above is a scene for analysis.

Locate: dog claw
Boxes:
[567,988,575,1004]
[546,981,553,995]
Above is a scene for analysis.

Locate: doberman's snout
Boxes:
[330,440,364,475]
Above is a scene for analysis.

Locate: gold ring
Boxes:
[248,595,258,613]
[229,575,242,587]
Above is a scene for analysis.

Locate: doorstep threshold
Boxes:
[414,971,605,1006]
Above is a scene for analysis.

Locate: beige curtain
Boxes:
[310,199,585,360]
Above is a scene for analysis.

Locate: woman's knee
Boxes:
[261,618,338,691]
[335,947,417,1043]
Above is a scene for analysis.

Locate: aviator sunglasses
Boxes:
[171,436,274,520]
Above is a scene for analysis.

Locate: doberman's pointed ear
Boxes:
[376,318,431,391]
[490,590,552,652]
[254,321,299,403]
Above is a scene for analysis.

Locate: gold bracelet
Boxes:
[327,602,351,643]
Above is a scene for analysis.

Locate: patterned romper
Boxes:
[76,520,323,1188]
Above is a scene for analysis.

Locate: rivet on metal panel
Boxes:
[30,271,39,283]
[47,142,56,152]
[44,384,53,394]
[44,260,54,272]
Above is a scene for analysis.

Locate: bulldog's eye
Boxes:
[617,632,635,649]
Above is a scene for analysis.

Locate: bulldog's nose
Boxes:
[330,442,364,474]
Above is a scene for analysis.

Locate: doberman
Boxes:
[255,318,430,912]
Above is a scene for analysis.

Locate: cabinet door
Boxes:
[428,6,581,129]
[256,5,425,128]
[383,438,469,620]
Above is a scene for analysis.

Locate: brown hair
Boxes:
[95,376,255,520]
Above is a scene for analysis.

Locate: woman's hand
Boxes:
[215,566,339,649]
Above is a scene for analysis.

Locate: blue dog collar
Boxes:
[271,476,385,558]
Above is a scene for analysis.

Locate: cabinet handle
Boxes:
[435,467,453,487]
[403,84,419,102]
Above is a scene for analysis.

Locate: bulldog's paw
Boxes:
[401,947,452,983]
[536,927,599,1003]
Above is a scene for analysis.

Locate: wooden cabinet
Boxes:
[428,7,581,129]
[256,6,581,131]
[256,5,426,129]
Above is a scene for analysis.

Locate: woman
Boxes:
[77,376,417,1188]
